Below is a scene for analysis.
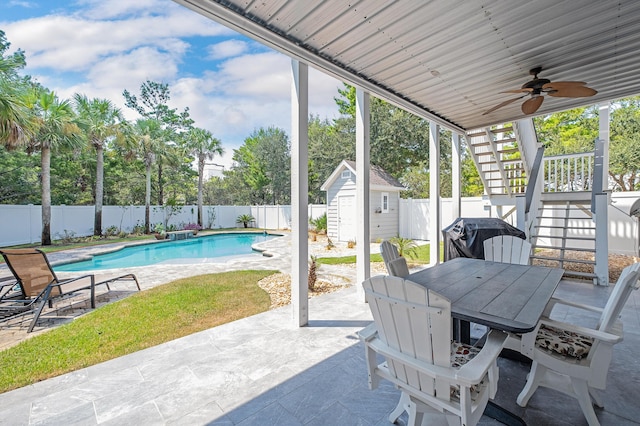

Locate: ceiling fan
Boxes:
[483,67,597,115]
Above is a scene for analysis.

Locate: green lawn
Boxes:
[317,243,431,265]
[0,270,275,393]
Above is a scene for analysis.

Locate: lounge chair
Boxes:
[0,248,140,332]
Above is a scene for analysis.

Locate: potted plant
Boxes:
[184,223,202,235]
[153,223,166,240]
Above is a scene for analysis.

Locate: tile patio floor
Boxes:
[0,235,639,425]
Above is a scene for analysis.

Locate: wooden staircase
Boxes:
[529,194,598,282]
[466,126,527,197]
[466,120,608,284]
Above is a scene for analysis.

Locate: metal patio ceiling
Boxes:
[174,0,640,133]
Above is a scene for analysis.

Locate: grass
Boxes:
[0,270,275,393]
[317,243,431,265]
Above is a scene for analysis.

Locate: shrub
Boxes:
[310,213,327,234]
[236,214,255,228]
[390,236,418,257]
[347,240,356,249]
[183,223,202,231]
[104,225,119,237]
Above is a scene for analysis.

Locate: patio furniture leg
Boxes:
[389,392,409,423]
[27,285,54,333]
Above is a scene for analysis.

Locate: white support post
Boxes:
[356,88,371,300]
[594,192,609,286]
[291,60,309,326]
[429,121,441,265]
[599,103,610,188]
[451,133,461,219]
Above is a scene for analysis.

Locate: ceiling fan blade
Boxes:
[503,88,533,94]
[542,81,587,88]
[546,85,598,97]
[482,95,527,115]
[522,96,544,114]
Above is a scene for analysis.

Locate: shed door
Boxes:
[338,195,356,242]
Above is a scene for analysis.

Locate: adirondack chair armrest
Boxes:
[357,323,378,343]
[455,330,508,385]
[368,337,459,382]
[538,318,622,344]
[543,297,603,317]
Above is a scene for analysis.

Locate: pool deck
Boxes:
[0,233,374,348]
[1,234,639,425]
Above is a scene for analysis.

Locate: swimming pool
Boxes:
[55,233,278,272]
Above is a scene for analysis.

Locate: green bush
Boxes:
[310,213,327,234]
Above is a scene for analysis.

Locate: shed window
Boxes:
[341,170,351,179]
[381,192,389,213]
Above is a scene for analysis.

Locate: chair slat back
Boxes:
[0,249,60,298]
[387,257,410,278]
[598,262,640,332]
[380,240,400,272]
[483,235,531,265]
[363,276,452,398]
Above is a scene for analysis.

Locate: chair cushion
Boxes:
[535,324,593,360]
[450,341,483,400]
[451,341,481,368]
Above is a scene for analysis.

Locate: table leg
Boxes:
[453,318,471,344]
[484,401,526,426]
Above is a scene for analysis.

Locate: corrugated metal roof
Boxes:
[175,0,640,133]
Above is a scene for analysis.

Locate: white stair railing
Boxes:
[543,152,595,192]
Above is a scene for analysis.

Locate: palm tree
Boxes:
[183,127,223,227]
[0,30,32,147]
[25,88,83,245]
[122,119,165,234]
[73,94,124,236]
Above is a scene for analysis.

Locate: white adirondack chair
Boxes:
[483,235,531,265]
[380,240,400,273]
[387,256,410,278]
[516,262,640,426]
[359,275,507,426]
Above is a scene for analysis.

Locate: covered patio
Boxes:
[2,1,640,424]
[0,278,638,424]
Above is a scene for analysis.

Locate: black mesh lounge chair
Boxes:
[0,248,140,332]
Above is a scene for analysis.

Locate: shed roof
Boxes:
[320,160,405,192]
[175,0,640,133]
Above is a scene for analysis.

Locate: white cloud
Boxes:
[1,0,344,168]
[207,39,248,60]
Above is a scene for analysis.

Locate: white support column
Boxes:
[356,88,371,299]
[451,133,462,219]
[291,60,309,326]
[599,103,610,188]
[429,121,441,265]
[594,192,610,286]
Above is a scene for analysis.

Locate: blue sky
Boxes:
[0,0,343,170]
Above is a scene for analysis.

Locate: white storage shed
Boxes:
[321,160,405,242]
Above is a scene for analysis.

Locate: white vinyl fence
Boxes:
[2,195,638,256]
[0,204,328,246]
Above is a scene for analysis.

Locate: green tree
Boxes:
[610,96,640,190]
[25,88,83,245]
[120,119,165,233]
[182,127,223,226]
[308,115,354,202]
[0,30,32,147]
[123,80,193,205]
[73,94,124,236]
[533,107,598,154]
[232,127,290,204]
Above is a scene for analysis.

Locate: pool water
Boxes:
[55,233,278,272]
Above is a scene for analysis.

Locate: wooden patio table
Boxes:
[407,257,564,426]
